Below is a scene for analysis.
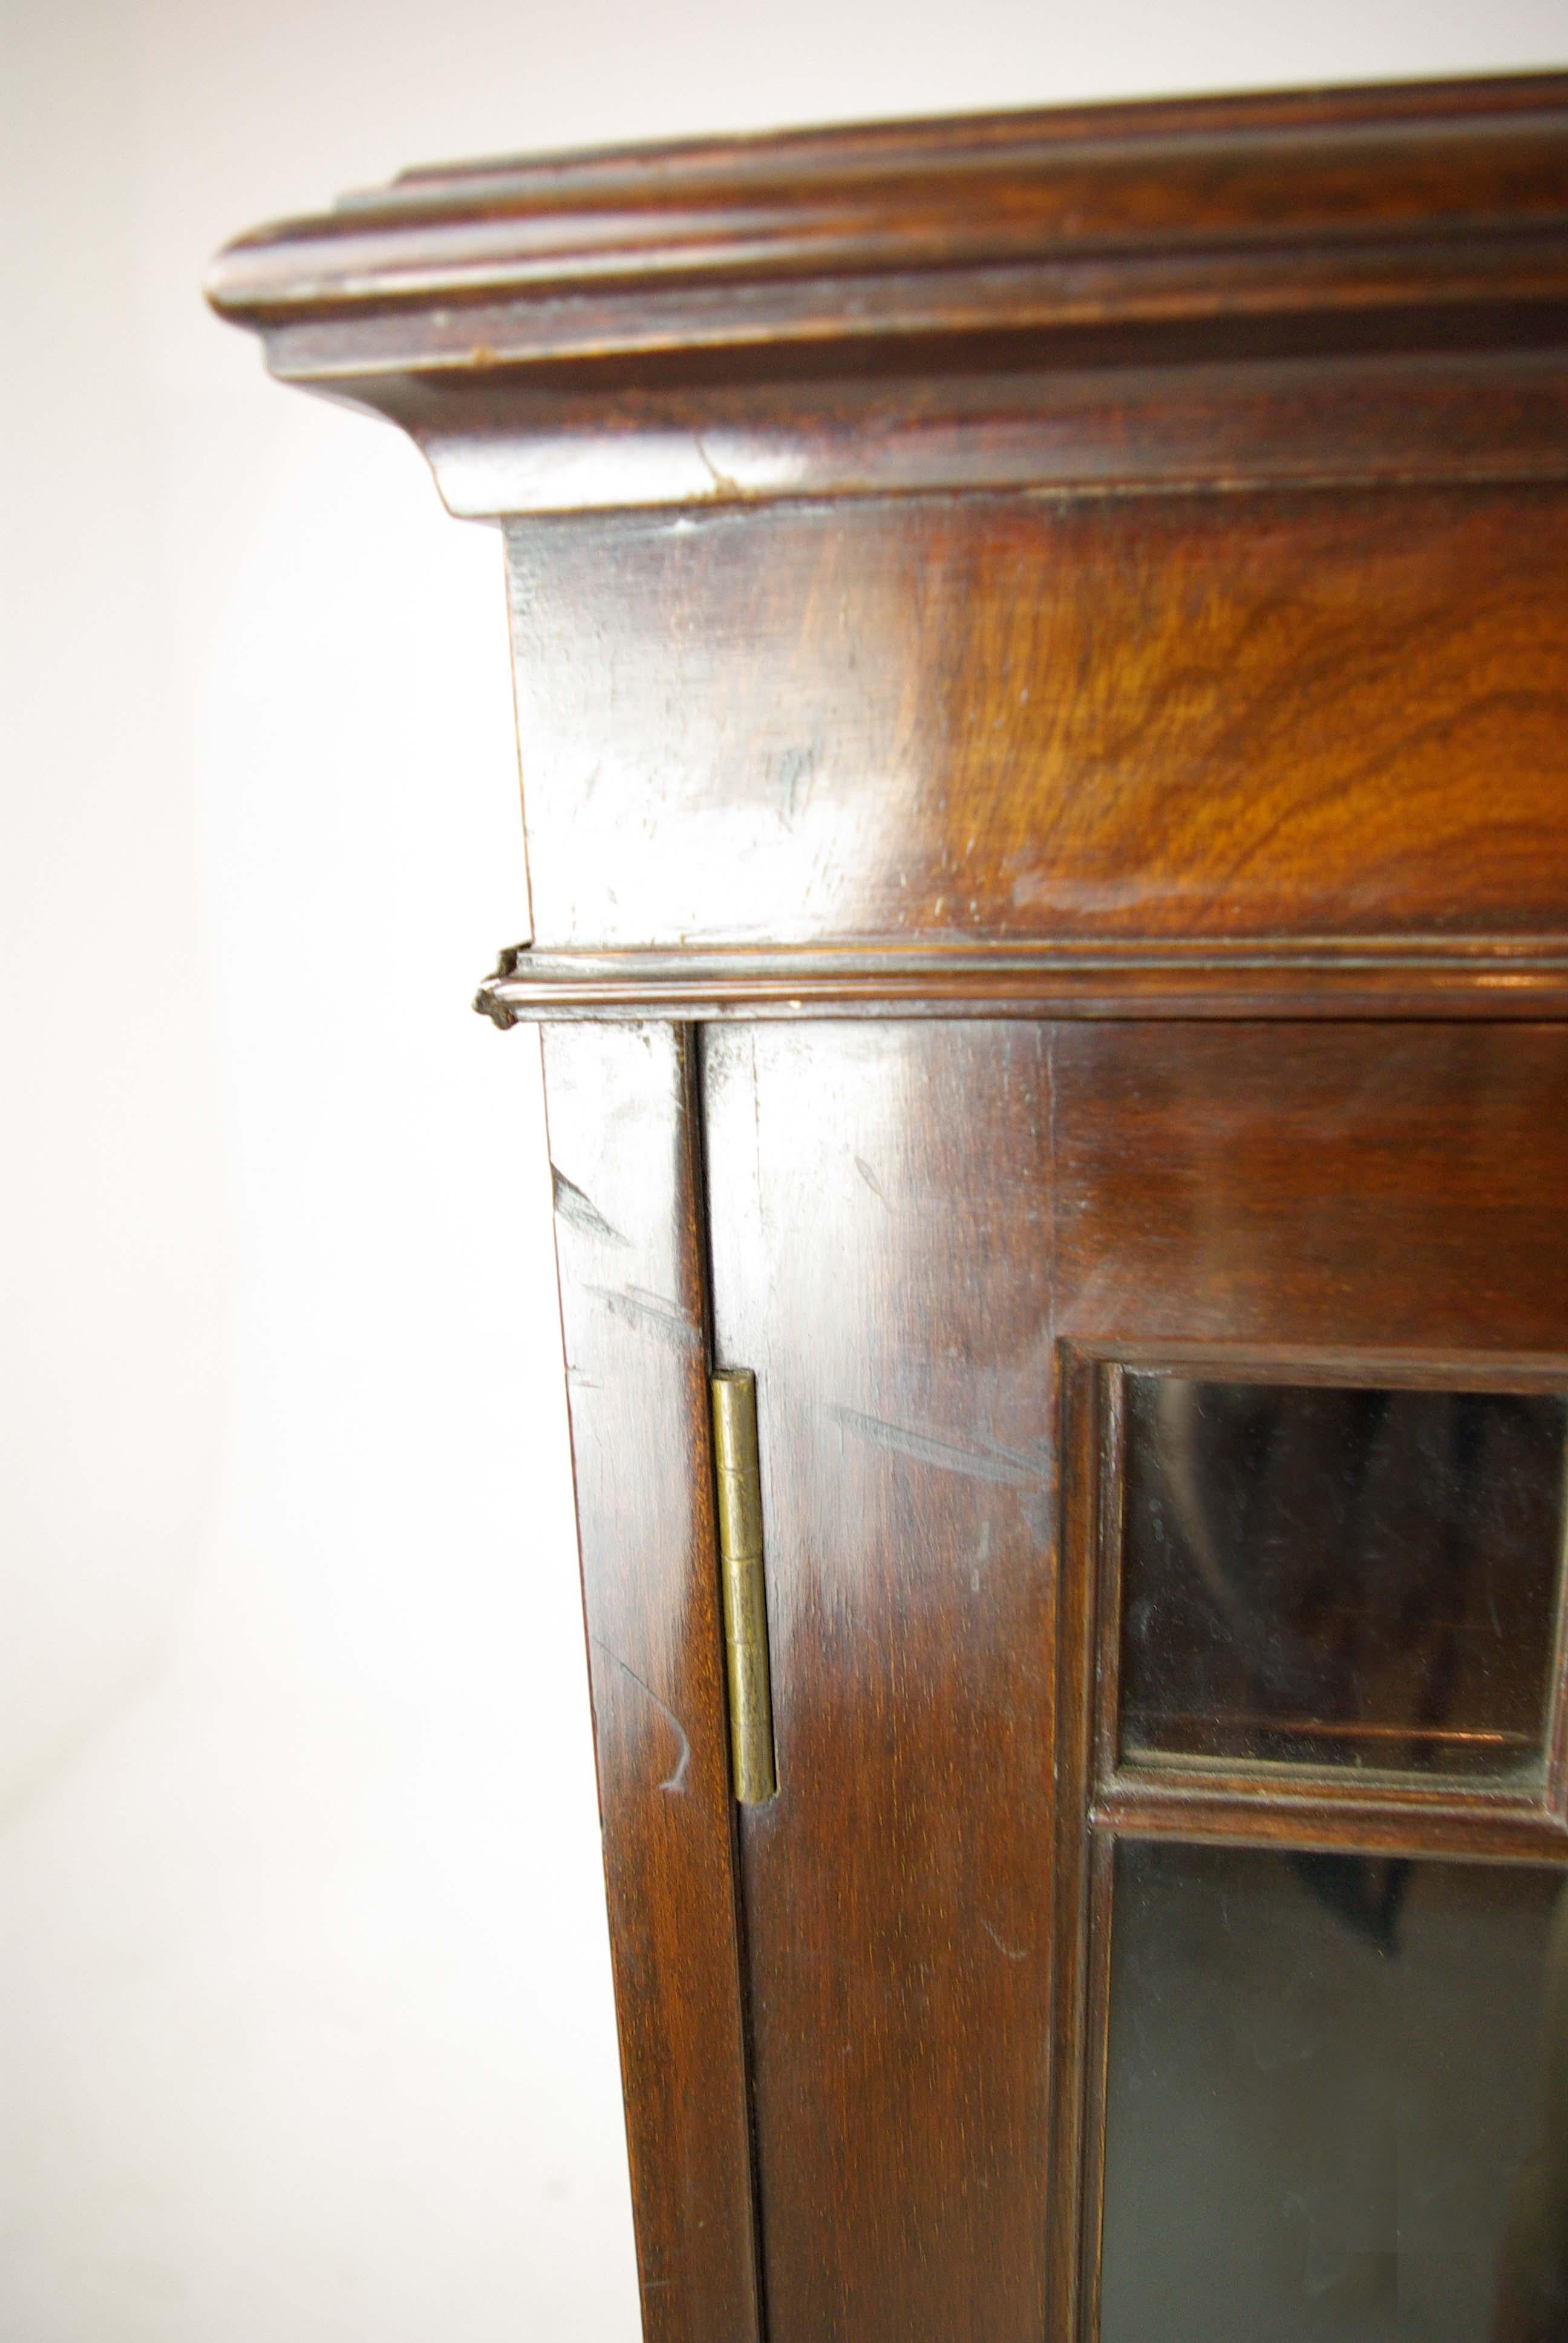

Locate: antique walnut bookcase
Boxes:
[212,74,1568,2343]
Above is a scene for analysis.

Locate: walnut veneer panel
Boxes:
[506,484,1568,955]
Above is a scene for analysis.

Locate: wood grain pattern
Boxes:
[1046,1031,1568,2336]
[210,76,1568,2343]
[208,75,1568,387]
[1089,1779,1568,1863]
[695,1018,1568,2338]
[702,1021,1059,2343]
[1053,1022,1568,1355]
[505,487,1568,956]
[208,77,1568,525]
[322,342,1568,516]
[539,1023,760,2343]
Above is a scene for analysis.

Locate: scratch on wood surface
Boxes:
[981,1918,1030,1962]
[854,1155,889,1204]
[591,1640,691,1794]
[552,1165,630,1248]
[587,1283,703,1353]
[829,1403,1046,1492]
[693,433,745,498]
[775,743,817,829]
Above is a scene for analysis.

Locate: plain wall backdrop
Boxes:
[3,2,1564,2336]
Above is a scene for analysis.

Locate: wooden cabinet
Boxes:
[212,74,1568,2342]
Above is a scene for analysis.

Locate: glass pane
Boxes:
[1099,1840,1568,2343]
[1120,1377,1567,1780]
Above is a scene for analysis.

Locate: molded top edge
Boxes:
[208,71,1568,373]
[375,71,1568,202]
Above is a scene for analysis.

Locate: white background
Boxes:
[3,4,1564,2336]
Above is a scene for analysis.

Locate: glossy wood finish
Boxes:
[380,344,1568,519]
[206,76,1568,336]
[1048,1025,1568,2343]
[694,1018,1568,2339]
[702,1022,1058,2343]
[539,1024,760,2343]
[478,940,1568,1025]
[211,75,1568,2343]
[208,76,1568,403]
[207,79,1568,523]
[1053,1022,1568,1355]
[500,486,1568,961]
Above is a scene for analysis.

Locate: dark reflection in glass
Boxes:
[1099,1841,1568,2343]
[1120,1377,1567,1780]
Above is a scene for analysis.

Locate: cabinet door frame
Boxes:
[540,1020,764,2343]
[1054,1340,1568,2343]
[544,1014,1568,2342]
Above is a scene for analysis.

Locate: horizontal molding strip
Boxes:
[1090,1781,1568,1866]
[250,242,1568,384]
[403,346,1568,517]
[209,78,1568,397]
[474,940,1568,1025]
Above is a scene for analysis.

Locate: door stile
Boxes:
[540,1019,765,2343]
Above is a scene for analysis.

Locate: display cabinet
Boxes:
[211,73,1568,2341]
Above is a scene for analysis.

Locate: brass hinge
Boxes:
[710,1370,779,1806]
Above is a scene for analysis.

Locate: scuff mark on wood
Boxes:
[589,1283,704,1353]
[552,1165,630,1247]
[592,1639,691,1794]
[854,1154,889,1204]
[775,743,817,830]
[693,433,745,499]
[829,1403,1045,1491]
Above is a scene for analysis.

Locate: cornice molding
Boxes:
[210,77,1568,372]
[209,77,1568,514]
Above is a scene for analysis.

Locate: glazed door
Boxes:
[701,1018,1568,2343]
